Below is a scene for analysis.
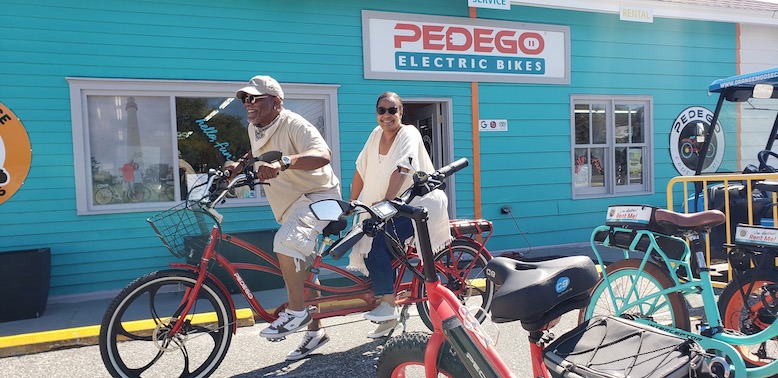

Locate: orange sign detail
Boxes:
[0,102,32,205]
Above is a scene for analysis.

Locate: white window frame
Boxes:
[570,95,653,199]
[68,77,340,215]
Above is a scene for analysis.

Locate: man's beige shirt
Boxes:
[249,109,340,223]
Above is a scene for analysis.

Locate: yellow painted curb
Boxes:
[0,308,254,358]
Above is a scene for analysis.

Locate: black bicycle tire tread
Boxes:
[717,267,778,367]
[376,332,469,378]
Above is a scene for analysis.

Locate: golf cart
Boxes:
[689,67,778,256]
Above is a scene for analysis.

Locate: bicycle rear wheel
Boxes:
[718,268,778,367]
[416,239,494,330]
[579,258,691,330]
[99,269,233,378]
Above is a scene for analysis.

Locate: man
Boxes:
[232,75,341,361]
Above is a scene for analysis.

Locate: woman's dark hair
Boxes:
[376,91,403,108]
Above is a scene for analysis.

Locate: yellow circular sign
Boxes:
[0,102,32,205]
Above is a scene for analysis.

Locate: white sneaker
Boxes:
[367,319,401,339]
[364,302,400,322]
[260,309,312,339]
[286,331,330,361]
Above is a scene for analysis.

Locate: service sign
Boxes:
[479,119,508,132]
[362,10,570,84]
[605,205,653,225]
[0,102,32,205]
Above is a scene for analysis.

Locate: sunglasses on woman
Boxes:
[377,106,400,115]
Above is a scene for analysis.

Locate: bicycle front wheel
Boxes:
[376,332,468,378]
[579,258,691,330]
[718,268,778,367]
[95,187,115,205]
[416,239,495,330]
[99,269,234,378]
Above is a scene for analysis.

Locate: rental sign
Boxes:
[362,10,570,84]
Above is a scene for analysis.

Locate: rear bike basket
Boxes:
[544,316,707,378]
[147,201,212,259]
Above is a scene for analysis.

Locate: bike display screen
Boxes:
[371,201,397,220]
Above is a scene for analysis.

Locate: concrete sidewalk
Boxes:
[0,243,617,358]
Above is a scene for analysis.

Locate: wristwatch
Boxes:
[280,155,292,171]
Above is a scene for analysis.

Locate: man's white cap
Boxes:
[236,75,284,100]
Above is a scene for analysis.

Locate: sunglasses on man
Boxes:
[377,106,400,115]
[242,95,272,104]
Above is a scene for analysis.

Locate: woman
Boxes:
[348,92,451,338]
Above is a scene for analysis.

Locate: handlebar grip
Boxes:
[435,157,469,179]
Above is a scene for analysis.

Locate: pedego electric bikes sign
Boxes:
[0,102,32,205]
[669,106,725,176]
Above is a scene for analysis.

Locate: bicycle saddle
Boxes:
[654,209,725,235]
[486,256,598,332]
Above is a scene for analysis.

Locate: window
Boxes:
[68,78,340,215]
[571,95,653,198]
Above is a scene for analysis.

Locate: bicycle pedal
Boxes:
[266,336,286,342]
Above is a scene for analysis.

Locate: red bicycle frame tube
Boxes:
[423,279,512,377]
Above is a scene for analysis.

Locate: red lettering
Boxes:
[519,32,544,54]
[394,23,421,48]
[473,28,494,53]
[423,25,445,50]
[494,30,517,54]
[446,26,472,51]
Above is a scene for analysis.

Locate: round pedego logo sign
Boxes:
[669,106,724,176]
[0,102,32,205]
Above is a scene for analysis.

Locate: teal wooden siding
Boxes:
[0,0,737,296]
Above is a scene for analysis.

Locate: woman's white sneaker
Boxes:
[364,302,400,322]
[367,319,401,339]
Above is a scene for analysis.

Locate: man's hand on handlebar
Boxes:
[255,161,282,181]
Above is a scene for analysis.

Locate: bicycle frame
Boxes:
[590,224,778,376]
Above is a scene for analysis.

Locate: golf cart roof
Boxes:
[708,67,778,101]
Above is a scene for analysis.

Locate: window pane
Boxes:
[574,148,590,188]
[88,95,173,205]
[591,148,606,187]
[629,147,643,184]
[574,104,590,144]
[615,147,627,186]
[615,104,629,144]
[592,104,606,144]
[286,99,326,139]
[630,104,645,143]
[176,97,253,199]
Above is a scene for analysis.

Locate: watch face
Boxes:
[282,156,291,167]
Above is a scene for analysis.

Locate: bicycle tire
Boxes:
[718,268,778,367]
[95,187,115,205]
[376,332,468,378]
[578,258,691,330]
[416,238,494,331]
[99,269,234,378]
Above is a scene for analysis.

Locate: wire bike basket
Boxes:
[147,201,212,259]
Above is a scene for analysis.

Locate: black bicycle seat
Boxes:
[486,256,598,331]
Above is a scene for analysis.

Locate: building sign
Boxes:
[619,5,653,23]
[0,102,32,205]
[669,106,725,176]
[362,10,570,84]
[478,119,508,132]
[468,0,510,10]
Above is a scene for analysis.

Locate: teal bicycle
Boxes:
[579,204,778,377]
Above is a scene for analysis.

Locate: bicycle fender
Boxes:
[169,262,239,334]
